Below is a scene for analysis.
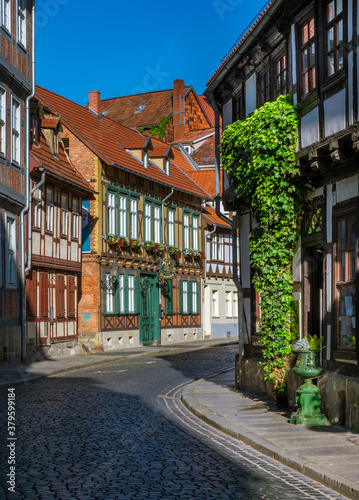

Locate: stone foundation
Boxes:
[235,355,359,432]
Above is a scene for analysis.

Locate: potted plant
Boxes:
[129,238,141,249]
[290,335,328,426]
[144,240,155,251]
[117,236,130,249]
[154,242,164,254]
[183,249,194,258]
[168,246,181,259]
[107,235,119,246]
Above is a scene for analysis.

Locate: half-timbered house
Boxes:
[35,86,211,352]
[25,99,94,359]
[0,0,34,363]
[205,0,359,429]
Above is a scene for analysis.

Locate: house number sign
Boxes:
[158,258,175,279]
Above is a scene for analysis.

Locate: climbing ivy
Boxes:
[221,95,309,397]
[139,114,172,141]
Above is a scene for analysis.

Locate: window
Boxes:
[128,275,135,314]
[5,213,16,287]
[154,206,160,243]
[53,129,59,156]
[183,213,190,249]
[72,197,79,239]
[56,275,65,317]
[67,276,76,318]
[258,70,270,106]
[218,235,224,261]
[46,187,54,232]
[336,214,356,348]
[233,292,238,318]
[107,192,116,235]
[164,279,173,315]
[232,92,243,122]
[12,98,21,164]
[116,274,125,314]
[168,209,175,247]
[225,291,232,317]
[33,188,41,229]
[39,272,48,317]
[145,203,152,241]
[61,192,69,236]
[119,195,127,237]
[191,281,199,314]
[144,151,149,169]
[104,274,114,315]
[181,281,188,314]
[180,280,199,314]
[275,54,287,98]
[212,290,219,317]
[301,17,316,95]
[192,216,199,251]
[165,159,170,176]
[17,0,26,48]
[0,87,5,155]
[212,235,218,260]
[326,0,344,77]
[2,0,11,32]
[130,199,138,239]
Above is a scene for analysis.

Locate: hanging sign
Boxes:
[158,257,175,279]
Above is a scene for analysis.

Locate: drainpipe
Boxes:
[203,224,217,339]
[210,94,245,376]
[25,167,46,273]
[19,0,36,363]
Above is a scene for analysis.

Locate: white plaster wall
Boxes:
[32,232,41,255]
[71,241,78,261]
[223,99,233,129]
[300,107,319,148]
[60,240,67,260]
[324,90,346,137]
[245,73,257,117]
[27,322,36,339]
[336,174,359,203]
[45,235,52,257]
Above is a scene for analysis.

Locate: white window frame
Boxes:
[61,192,69,236]
[118,274,125,314]
[33,188,41,229]
[154,206,160,243]
[105,274,114,314]
[218,234,224,261]
[128,275,135,313]
[130,198,138,239]
[233,292,238,318]
[144,151,149,169]
[145,203,152,241]
[165,158,170,176]
[5,212,16,288]
[192,216,199,251]
[212,235,218,261]
[0,86,6,155]
[11,97,21,164]
[168,209,175,247]
[225,291,232,317]
[2,0,11,33]
[107,192,115,236]
[182,281,188,314]
[46,187,54,232]
[212,289,219,318]
[119,195,127,237]
[17,0,26,49]
[191,281,198,314]
[72,197,79,239]
[183,213,190,249]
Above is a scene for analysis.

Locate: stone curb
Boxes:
[181,372,359,500]
[0,339,238,391]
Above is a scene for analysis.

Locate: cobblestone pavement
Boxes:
[0,345,348,499]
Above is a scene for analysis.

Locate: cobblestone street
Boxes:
[0,345,348,499]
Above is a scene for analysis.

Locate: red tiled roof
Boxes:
[198,96,215,126]
[35,86,210,200]
[119,137,154,151]
[31,133,94,193]
[173,128,215,144]
[41,116,61,129]
[192,135,216,166]
[207,0,275,87]
[187,169,223,197]
[203,205,230,228]
[149,146,174,159]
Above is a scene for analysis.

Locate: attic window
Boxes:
[183,145,192,154]
[134,104,146,114]
[101,110,109,116]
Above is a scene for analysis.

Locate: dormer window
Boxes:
[134,104,146,114]
[144,151,149,169]
[183,145,192,154]
[165,158,170,176]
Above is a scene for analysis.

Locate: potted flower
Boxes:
[107,235,119,246]
[117,236,130,249]
[154,242,164,254]
[144,240,155,251]
[183,249,194,258]
[168,246,181,259]
[290,335,328,426]
[129,238,141,249]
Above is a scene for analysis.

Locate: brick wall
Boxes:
[78,254,100,337]
[185,91,212,134]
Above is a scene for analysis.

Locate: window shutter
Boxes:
[68,277,75,317]
[179,280,183,314]
[40,273,48,318]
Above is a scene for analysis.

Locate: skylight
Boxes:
[101,110,109,116]
[134,104,146,114]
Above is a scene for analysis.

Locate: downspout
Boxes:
[210,94,245,370]
[160,187,174,337]
[20,0,35,363]
[203,224,217,340]
[25,167,46,273]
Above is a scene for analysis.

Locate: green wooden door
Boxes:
[139,273,160,345]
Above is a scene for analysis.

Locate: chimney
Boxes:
[173,79,185,141]
[88,90,101,115]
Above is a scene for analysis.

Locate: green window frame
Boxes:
[167,206,176,247]
[106,185,140,239]
[103,271,115,315]
[164,279,174,315]
[182,208,200,250]
[144,196,162,243]
[127,274,136,314]
[179,279,200,315]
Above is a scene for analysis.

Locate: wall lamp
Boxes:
[100,260,119,291]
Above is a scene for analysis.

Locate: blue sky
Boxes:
[35,0,268,105]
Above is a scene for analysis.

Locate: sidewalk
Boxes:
[181,369,359,500]
[0,338,237,390]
